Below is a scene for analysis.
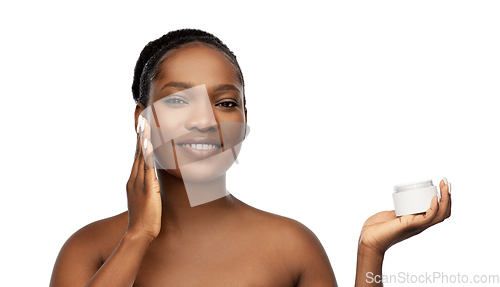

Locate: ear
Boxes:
[244,108,249,139]
[134,103,145,131]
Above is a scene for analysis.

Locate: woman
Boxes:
[49,29,451,287]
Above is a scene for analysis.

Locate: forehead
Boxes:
[152,43,241,92]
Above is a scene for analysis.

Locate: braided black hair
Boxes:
[132,28,245,110]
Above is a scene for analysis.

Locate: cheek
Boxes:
[146,114,185,170]
[152,141,177,170]
[215,109,246,149]
[216,109,245,122]
[219,121,246,150]
[151,106,187,141]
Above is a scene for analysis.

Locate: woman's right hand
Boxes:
[126,115,162,240]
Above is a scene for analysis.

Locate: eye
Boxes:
[216,101,238,108]
[164,97,187,105]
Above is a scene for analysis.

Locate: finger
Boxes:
[445,183,452,218]
[443,182,451,218]
[431,180,451,225]
[142,117,154,169]
[129,128,142,182]
[424,195,440,222]
[136,120,146,184]
[144,138,158,193]
[136,114,143,135]
[409,195,439,228]
[439,178,446,193]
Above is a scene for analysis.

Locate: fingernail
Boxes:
[448,182,451,194]
[442,176,448,185]
[143,138,148,150]
[141,117,146,132]
[136,115,143,134]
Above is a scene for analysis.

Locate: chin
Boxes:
[178,147,237,183]
[156,143,241,183]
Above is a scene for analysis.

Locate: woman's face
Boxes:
[140,43,247,182]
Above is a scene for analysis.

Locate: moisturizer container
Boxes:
[393,179,438,217]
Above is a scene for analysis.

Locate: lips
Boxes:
[178,143,221,150]
[176,136,222,147]
[175,136,223,160]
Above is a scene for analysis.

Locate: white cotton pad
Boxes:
[393,179,438,217]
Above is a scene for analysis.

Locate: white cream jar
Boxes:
[393,179,438,217]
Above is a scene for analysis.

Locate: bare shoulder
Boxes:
[236,199,336,286]
[60,211,128,263]
[50,211,129,286]
[237,199,328,263]
[78,211,128,256]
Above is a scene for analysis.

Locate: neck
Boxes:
[155,168,237,235]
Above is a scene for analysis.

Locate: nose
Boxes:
[185,97,218,132]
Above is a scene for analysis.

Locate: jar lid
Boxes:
[394,179,433,193]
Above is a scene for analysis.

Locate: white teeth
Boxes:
[180,143,219,150]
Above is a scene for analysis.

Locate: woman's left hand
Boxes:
[358,178,452,255]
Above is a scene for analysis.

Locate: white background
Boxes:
[1,1,499,286]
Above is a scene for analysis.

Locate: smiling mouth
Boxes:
[176,143,222,151]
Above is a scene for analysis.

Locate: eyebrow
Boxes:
[160,82,240,94]
[160,81,193,91]
[212,84,240,94]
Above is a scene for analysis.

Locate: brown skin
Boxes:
[49,43,451,287]
[356,180,451,286]
[50,44,337,287]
